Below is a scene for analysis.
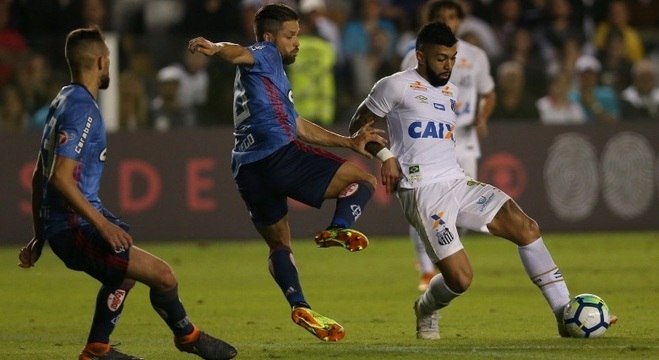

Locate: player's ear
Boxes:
[415,50,424,65]
[264,32,273,42]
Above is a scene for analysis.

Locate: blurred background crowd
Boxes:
[1,0,658,133]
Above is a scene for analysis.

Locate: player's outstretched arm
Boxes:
[349,103,400,194]
[295,117,386,158]
[187,37,255,65]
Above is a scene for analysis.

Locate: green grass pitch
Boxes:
[2,232,658,359]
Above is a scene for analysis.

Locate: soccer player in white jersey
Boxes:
[348,21,575,339]
[400,0,496,291]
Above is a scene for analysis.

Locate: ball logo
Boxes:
[107,289,126,312]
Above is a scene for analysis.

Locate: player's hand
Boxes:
[18,236,45,268]
[350,120,387,158]
[187,37,219,56]
[380,158,401,195]
[98,221,133,253]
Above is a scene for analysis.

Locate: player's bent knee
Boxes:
[154,263,178,290]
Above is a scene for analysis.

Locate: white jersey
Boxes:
[363,69,465,188]
[401,39,494,157]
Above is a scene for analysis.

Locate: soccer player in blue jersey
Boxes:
[18,27,237,360]
[188,3,386,342]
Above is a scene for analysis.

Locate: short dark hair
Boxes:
[427,0,464,23]
[254,3,299,41]
[416,21,458,51]
[65,27,106,75]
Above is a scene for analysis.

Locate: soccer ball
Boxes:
[562,293,611,338]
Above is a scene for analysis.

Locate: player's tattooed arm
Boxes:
[348,104,385,158]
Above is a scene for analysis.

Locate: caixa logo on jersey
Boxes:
[408,120,454,141]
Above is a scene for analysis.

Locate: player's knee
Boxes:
[154,262,178,290]
[519,216,541,244]
[445,269,472,293]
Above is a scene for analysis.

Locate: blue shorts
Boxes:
[235,141,345,226]
[47,214,130,287]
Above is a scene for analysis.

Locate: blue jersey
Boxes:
[38,84,108,238]
[231,42,298,177]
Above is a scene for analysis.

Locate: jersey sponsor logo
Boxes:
[409,81,427,91]
[250,44,266,51]
[99,148,107,162]
[75,116,93,154]
[441,86,453,97]
[339,182,359,198]
[107,289,126,312]
[415,95,428,103]
[288,89,294,103]
[433,103,445,111]
[408,121,454,141]
[236,133,255,152]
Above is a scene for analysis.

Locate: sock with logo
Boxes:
[150,284,194,337]
[86,283,133,344]
[330,181,374,228]
[518,237,571,315]
[268,245,307,308]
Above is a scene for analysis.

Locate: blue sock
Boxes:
[330,181,374,228]
[150,284,194,337]
[87,283,133,344]
[268,245,307,308]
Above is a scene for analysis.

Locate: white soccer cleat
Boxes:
[414,298,440,340]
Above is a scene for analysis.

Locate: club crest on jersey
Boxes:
[450,99,457,113]
[409,81,427,91]
[57,131,70,145]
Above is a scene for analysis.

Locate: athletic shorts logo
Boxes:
[430,211,454,246]
[107,289,126,312]
[338,183,359,198]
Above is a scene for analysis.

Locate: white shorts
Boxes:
[397,177,510,262]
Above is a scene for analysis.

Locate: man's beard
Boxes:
[282,54,296,65]
[426,60,450,87]
[100,75,110,89]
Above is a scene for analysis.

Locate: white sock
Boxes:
[419,274,462,314]
[518,237,571,315]
[410,225,436,274]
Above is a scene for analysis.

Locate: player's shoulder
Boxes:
[458,39,488,59]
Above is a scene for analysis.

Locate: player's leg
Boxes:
[409,225,437,291]
[315,161,376,251]
[127,246,237,359]
[399,185,471,339]
[236,156,344,341]
[486,199,571,336]
[47,227,145,359]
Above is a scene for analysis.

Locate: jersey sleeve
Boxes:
[245,42,279,75]
[55,103,101,161]
[474,48,495,95]
[363,75,403,118]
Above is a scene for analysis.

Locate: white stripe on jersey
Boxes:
[363,69,465,188]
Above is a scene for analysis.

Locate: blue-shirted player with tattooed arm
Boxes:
[18,27,237,360]
[188,3,386,342]
[347,22,617,340]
